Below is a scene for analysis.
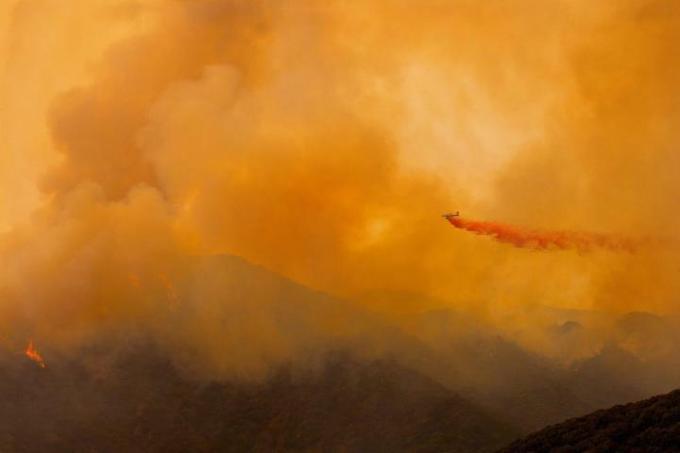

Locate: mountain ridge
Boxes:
[498,388,680,452]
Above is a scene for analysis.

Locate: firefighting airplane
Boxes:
[442,211,460,219]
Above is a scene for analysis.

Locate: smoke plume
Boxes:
[1,0,680,377]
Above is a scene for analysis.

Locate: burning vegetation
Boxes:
[25,340,46,369]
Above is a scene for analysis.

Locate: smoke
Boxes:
[445,215,640,252]
[1,0,680,378]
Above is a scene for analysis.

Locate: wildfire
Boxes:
[25,340,46,368]
[445,215,638,253]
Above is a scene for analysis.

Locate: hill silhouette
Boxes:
[499,389,680,452]
[0,347,518,453]
[2,255,679,451]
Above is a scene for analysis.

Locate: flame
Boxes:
[445,216,638,253]
[25,340,46,368]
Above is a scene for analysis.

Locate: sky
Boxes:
[1,0,679,376]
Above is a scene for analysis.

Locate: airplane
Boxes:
[442,211,460,218]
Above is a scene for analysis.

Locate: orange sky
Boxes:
[1,0,679,374]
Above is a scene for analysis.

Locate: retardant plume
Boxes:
[445,215,638,253]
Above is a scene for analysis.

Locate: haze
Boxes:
[1,0,679,386]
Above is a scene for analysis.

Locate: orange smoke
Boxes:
[158,273,179,305]
[25,340,46,368]
[445,216,637,253]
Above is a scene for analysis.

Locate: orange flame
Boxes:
[445,216,638,252]
[25,340,46,368]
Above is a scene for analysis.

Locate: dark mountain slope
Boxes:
[3,254,678,451]
[498,389,680,452]
[0,255,521,452]
[0,347,518,453]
